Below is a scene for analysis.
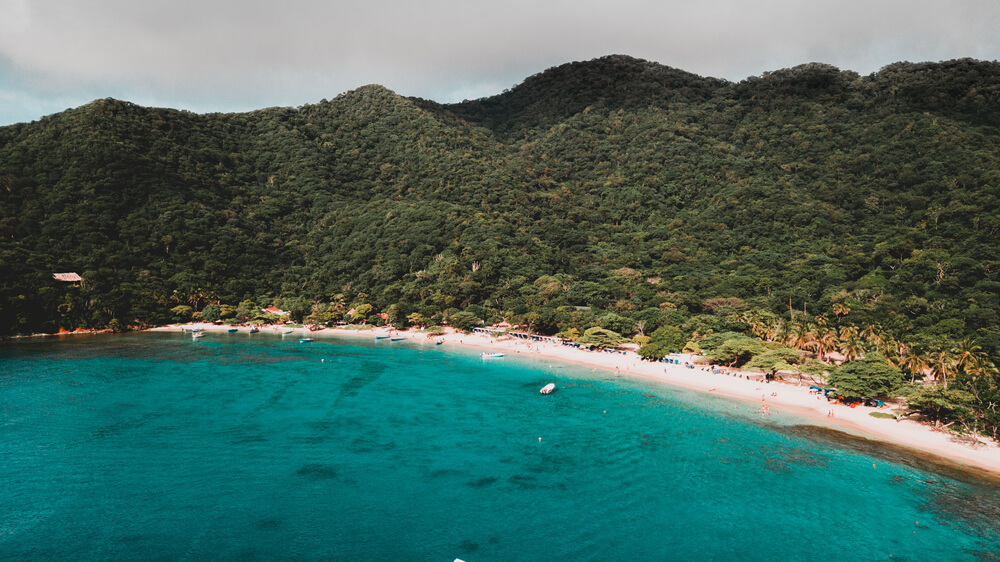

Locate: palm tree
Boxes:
[902,351,930,383]
[860,323,886,352]
[954,338,987,375]
[839,335,866,362]
[811,328,840,364]
[838,324,859,342]
[928,349,957,389]
[774,320,792,347]
[789,320,815,352]
[741,310,767,339]
[883,339,908,370]
[832,302,850,320]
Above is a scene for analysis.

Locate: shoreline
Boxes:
[150,322,1000,478]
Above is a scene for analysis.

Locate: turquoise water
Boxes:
[2,333,999,561]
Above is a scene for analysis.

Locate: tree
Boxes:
[928,349,957,388]
[707,336,766,367]
[636,342,667,361]
[596,312,635,337]
[201,304,221,323]
[577,327,625,348]
[954,338,988,375]
[349,303,373,323]
[827,353,904,399]
[811,328,839,363]
[171,305,194,321]
[447,311,482,332]
[648,325,688,353]
[903,385,974,430]
[407,312,427,327]
[745,347,803,377]
[235,300,259,323]
[281,296,312,323]
[839,335,866,362]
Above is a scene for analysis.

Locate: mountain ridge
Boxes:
[2,54,999,350]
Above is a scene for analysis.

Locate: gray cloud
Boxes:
[1,0,998,124]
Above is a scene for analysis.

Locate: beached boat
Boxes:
[481,352,503,358]
[227,328,238,333]
[436,338,444,345]
[279,327,294,334]
[299,338,314,343]
[375,335,390,340]
[390,337,406,341]
[192,332,205,339]
[540,383,556,395]
[249,326,260,333]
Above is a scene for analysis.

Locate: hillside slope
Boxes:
[1,55,998,362]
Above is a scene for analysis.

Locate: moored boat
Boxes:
[481,352,503,358]
[540,383,556,395]
[299,337,314,343]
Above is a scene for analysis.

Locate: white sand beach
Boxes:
[151,322,1000,476]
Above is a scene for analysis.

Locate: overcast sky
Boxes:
[2,0,998,125]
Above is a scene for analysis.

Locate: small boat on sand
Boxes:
[249,326,260,333]
[435,338,444,345]
[375,335,390,340]
[279,327,294,334]
[481,352,503,358]
[540,383,556,395]
[228,328,238,333]
[390,337,406,341]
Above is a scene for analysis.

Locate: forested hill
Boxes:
[2,55,999,363]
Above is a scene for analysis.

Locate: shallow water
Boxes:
[2,333,998,560]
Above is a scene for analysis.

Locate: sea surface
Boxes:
[2,332,999,561]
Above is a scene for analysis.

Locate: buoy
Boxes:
[538,437,542,442]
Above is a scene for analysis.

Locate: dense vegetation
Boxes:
[2,55,999,436]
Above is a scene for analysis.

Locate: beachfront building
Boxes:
[52,272,82,282]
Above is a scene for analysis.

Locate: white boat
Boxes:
[481,352,503,358]
[192,332,205,339]
[435,338,444,345]
[540,383,556,395]
[279,327,294,334]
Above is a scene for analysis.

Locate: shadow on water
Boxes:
[774,423,1000,556]
[332,360,386,407]
[295,463,339,481]
[776,424,1000,487]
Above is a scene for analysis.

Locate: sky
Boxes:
[1,0,999,125]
